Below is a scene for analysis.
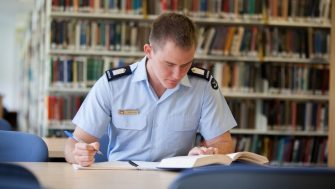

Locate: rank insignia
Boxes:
[188,67,218,90]
[210,77,218,90]
[105,66,132,81]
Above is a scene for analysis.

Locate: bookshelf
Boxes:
[18,0,47,133]
[20,0,334,166]
[328,0,335,167]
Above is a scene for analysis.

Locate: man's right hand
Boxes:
[64,127,102,167]
[72,141,100,167]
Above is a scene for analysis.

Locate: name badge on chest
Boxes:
[118,109,140,115]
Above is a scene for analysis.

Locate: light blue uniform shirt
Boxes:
[73,57,237,162]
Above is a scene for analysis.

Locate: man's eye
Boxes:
[181,64,189,68]
[181,63,192,68]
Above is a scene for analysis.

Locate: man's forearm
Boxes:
[202,132,234,154]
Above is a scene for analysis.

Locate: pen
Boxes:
[128,160,139,167]
[64,130,103,155]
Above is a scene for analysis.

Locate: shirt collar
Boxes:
[180,74,191,87]
[132,56,192,88]
[132,57,148,83]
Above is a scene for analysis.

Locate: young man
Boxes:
[65,13,237,166]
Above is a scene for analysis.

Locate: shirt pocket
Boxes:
[167,115,198,131]
[112,114,147,130]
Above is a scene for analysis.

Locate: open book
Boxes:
[72,152,268,170]
[157,151,269,169]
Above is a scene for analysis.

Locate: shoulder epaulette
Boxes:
[187,67,211,81]
[105,66,132,81]
[187,67,218,90]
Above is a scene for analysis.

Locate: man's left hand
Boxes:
[188,146,219,156]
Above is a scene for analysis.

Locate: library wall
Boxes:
[0,16,20,111]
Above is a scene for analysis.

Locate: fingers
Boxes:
[213,147,219,154]
[188,146,219,156]
[73,142,98,166]
[91,142,100,152]
[74,154,95,167]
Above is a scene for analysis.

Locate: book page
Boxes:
[72,161,138,170]
[157,155,232,169]
[158,155,206,169]
[227,152,269,164]
[72,161,160,170]
[134,161,160,170]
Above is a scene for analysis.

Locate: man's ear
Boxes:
[143,44,153,59]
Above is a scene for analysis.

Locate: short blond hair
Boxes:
[149,12,197,50]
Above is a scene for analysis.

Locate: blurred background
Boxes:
[0,0,34,129]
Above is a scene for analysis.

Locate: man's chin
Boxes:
[164,82,178,89]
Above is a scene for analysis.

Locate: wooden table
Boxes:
[19,162,179,189]
[43,138,67,158]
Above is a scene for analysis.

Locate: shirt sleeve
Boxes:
[72,75,112,138]
[198,80,237,140]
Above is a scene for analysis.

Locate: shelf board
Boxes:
[49,49,329,64]
[264,57,329,64]
[267,19,331,28]
[269,161,326,167]
[190,17,264,25]
[48,120,75,130]
[195,54,260,62]
[48,87,329,101]
[48,87,90,94]
[49,49,145,57]
[50,11,156,21]
[222,92,329,101]
[47,120,329,136]
[47,122,329,137]
[50,12,332,28]
[231,129,328,136]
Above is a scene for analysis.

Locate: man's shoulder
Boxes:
[105,60,142,82]
[187,67,211,81]
[188,67,218,90]
[105,65,133,82]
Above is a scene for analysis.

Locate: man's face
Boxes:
[148,41,195,89]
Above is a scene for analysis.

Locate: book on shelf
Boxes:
[232,135,328,165]
[50,20,150,52]
[50,56,138,88]
[72,151,269,170]
[50,0,330,23]
[49,19,330,61]
[214,61,329,95]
